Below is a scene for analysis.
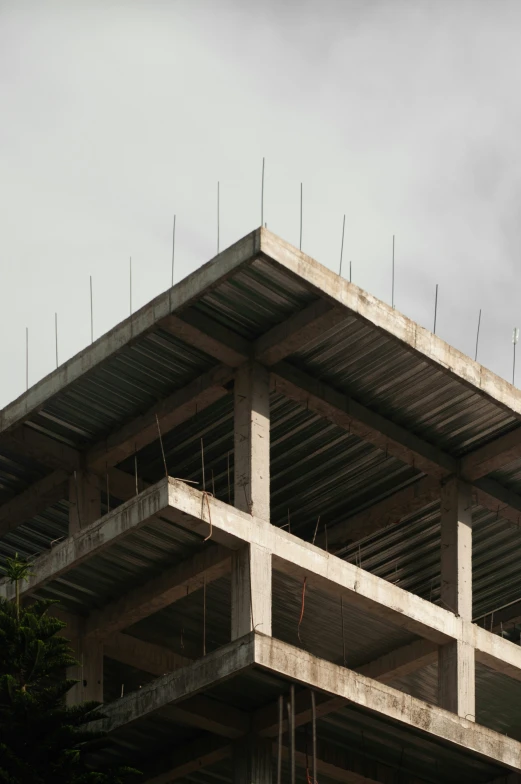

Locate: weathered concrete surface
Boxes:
[254,635,521,772]
[234,360,270,521]
[439,639,475,720]
[165,479,521,680]
[261,229,521,419]
[92,633,255,733]
[440,479,473,622]
[0,229,261,434]
[231,544,272,639]
[166,478,460,644]
[439,479,475,718]
[5,477,521,687]
[96,633,521,778]
[0,481,169,601]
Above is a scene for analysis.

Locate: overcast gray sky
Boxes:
[2,0,521,408]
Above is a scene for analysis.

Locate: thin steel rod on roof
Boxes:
[129,256,132,316]
[513,327,519,386]
[299,183,303,251]
[339,214,346,276]
[171,214,176,287]
[392,234,395,309]
[55,313,58,368]
[25,327,28,391]
[475,308,482,362]
[217,181,220,254]
[261,157,265,227]
[433,284,439,334]
[90,275,94,344]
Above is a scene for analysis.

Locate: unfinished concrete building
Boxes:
[2,227,521,783]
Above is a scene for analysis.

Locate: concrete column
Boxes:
[69,469,101,535]
[67,628,104,705]
[438,639,475,719]
[438,477,475,719]
[231,544,272,639]
[234,360,270,521]
[233,735,272,784]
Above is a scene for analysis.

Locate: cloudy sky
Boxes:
[1,1,521,407]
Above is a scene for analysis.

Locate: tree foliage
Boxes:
[0,554,140,783]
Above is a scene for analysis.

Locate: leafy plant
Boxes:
[0,555,140,783]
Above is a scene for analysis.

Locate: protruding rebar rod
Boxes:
[339,214,346,276]
[475,308,482,362]
[171,214,176,286]
[433,284,439,334]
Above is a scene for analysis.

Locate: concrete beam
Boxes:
[0,229,260,435]
[271,361,455,480]
[321,475,440,552]
[290,736,426,784]
[85,545,231,640]
[168,695,248,740]
[0,468,69,537]
[147,735,423,784]
[145,737,232,784]
[161,311,249,367]
[165,479,521,680]
[254,299,347,366]
[100,633,521,777]
[354,612,521,690]
[254,634,521,773]
[461,427,521,480]
[0,426,81,472]
[271,361,521,527]
[6,479,521,686]
[87,364,233,472]
[253,689,347,738]
[356,638,438,683]
[166,479,459,644]
[92,633,256,733]
[104,632,191,675]
[261,229,521,420]
[0,481,169,601]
